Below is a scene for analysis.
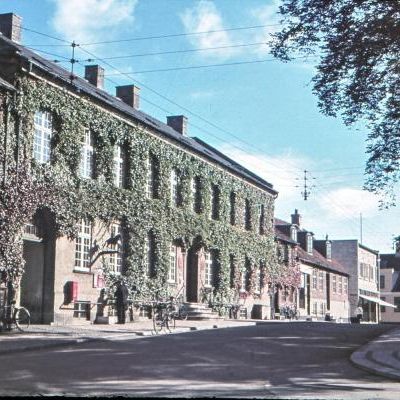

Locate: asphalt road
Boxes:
[1,322,399,398]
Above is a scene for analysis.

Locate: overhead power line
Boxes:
[79,23,281,46]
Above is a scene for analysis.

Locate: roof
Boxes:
[274,217,349,276]
[0,35,277,196]
[0,76,15,91]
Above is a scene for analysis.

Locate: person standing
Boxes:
[115,281,129,324]
[356,305,363,323]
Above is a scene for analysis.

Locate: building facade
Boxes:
[275,210,350,322]
[0,13,279,325]
[331,240,380,322]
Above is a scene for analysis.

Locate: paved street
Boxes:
[0,322,399,398]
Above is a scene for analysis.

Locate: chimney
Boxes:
[0,13,22,43]
[291,209,301,226]
[167,115,188,136]
[85,65,104,89]
[116,85,140,109]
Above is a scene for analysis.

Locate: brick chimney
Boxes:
[0,13,22,43]
[85,65,104,89]
[116,85,140,109]
[167,115,188,136]
[291,209,301,226]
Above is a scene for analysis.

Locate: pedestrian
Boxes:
[356,305,363,323]
[115,281,129,324]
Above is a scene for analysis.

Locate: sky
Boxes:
[1,0,399,253]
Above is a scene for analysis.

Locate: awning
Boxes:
[359,294,397,308]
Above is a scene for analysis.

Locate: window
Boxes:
[312,302,318,315]
[394,297,400,312]
[332,275,337,293]
[307,234,313,254]
[381,296,386,313]
[168,245,177,283]
[80,128,94,178]
[240,268,247,292]
[192,177,201,213]
[318,271,324,290]
[33,111,52,163]
[244,199,251,230]
[113,145,124,188]
[109,223,123,274]
[344,277,348,294]
[338,276,343,294]
[326,242,332,260]
[283,245,289,262]
[211,185,220,220]
[170,168,182,206]
[230,192,236,225]
[145,231,156,277]
[204,252,213,287]
[146,154,158,198]
[380,275,385,289]
[312,269,317,289]
[290,226,297,242]
[254,267,261,294]
[258,204,265,235]
[74,219,92,271]
[229,255,235,289]
[320,302,325,316]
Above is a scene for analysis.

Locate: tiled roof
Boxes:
[0,76,15,91]
[274,217,348,276]
[0,35,277,196]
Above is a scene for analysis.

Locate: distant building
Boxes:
[331,240,381,322]
[275,210,350,321]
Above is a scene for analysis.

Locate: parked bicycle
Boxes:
[151,300,175,334]
[280,304,300,320]
[0,300,31,332]
[168,296,188,329]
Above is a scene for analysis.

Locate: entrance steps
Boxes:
[184,302,223,320]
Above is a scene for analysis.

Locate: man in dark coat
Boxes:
[115,281,129,324]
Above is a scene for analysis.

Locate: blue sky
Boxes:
[2,0,399,253]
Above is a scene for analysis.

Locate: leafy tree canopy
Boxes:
[271,0,400,206]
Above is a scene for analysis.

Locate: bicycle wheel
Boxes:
[14,307,30,332]
[179,305,188,321]
[152,308,164,334]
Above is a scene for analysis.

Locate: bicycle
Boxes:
[169,297,188,329]
[152,300,174,334]
[0,301,31,332]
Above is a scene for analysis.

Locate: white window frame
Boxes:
[290,226,297,242]
[338,276,343,294]
[307,234,313,254]
[80,128,94,179]
[109,223,123,274]
[254,267,261,294]
[204,252,213,287]
[170,168,178,205]
[114,145,124,188]
[240,268,247,292]
[326,242,332,260]
[168,244,177,283]
[146,154,154,198]
[74,219,92,271]
[33,111,52,163]
[332,275,337,293]
[312,269,317,289]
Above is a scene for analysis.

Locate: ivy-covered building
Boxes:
[275,210,350,321]
[0,14,280,325]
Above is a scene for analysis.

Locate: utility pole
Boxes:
[296,170,315,201]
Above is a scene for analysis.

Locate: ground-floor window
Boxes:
[74,219,92,271]
[168,244,177,283]
[204,251,213,287]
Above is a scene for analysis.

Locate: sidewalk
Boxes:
[0,318,256,355]
[351,326,400,381]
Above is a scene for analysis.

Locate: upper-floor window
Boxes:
[343,277,348,294]
[80,128,94,179]
[145,231,156,277]
[312,269,317,289]
[146,153,158,199]
[74,219,92,271]
[307,234,313,254]
[244,199,251,230]
[168,244,177,283]
[204,251,213,287]
[230,192,236,225]
[211,184,220,220]
[109,223,123,274]
[170,168,182,206]
[332,275,337,293]
[318,271,324,290]
[258,204,265,235]
[326,242,332,260]
[380,275,385,289]
[290,226,297,242]
[338,276,343,294]
[113,145,124,188]
[33,111,52,163]
[192,176,201,213]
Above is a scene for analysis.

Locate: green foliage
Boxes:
[4,76,285,303]
[271,0,400,206]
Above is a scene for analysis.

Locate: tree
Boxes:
[271,0,400,206]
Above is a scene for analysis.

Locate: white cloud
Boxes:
[180,1,237,60]
[51,0,138,44]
